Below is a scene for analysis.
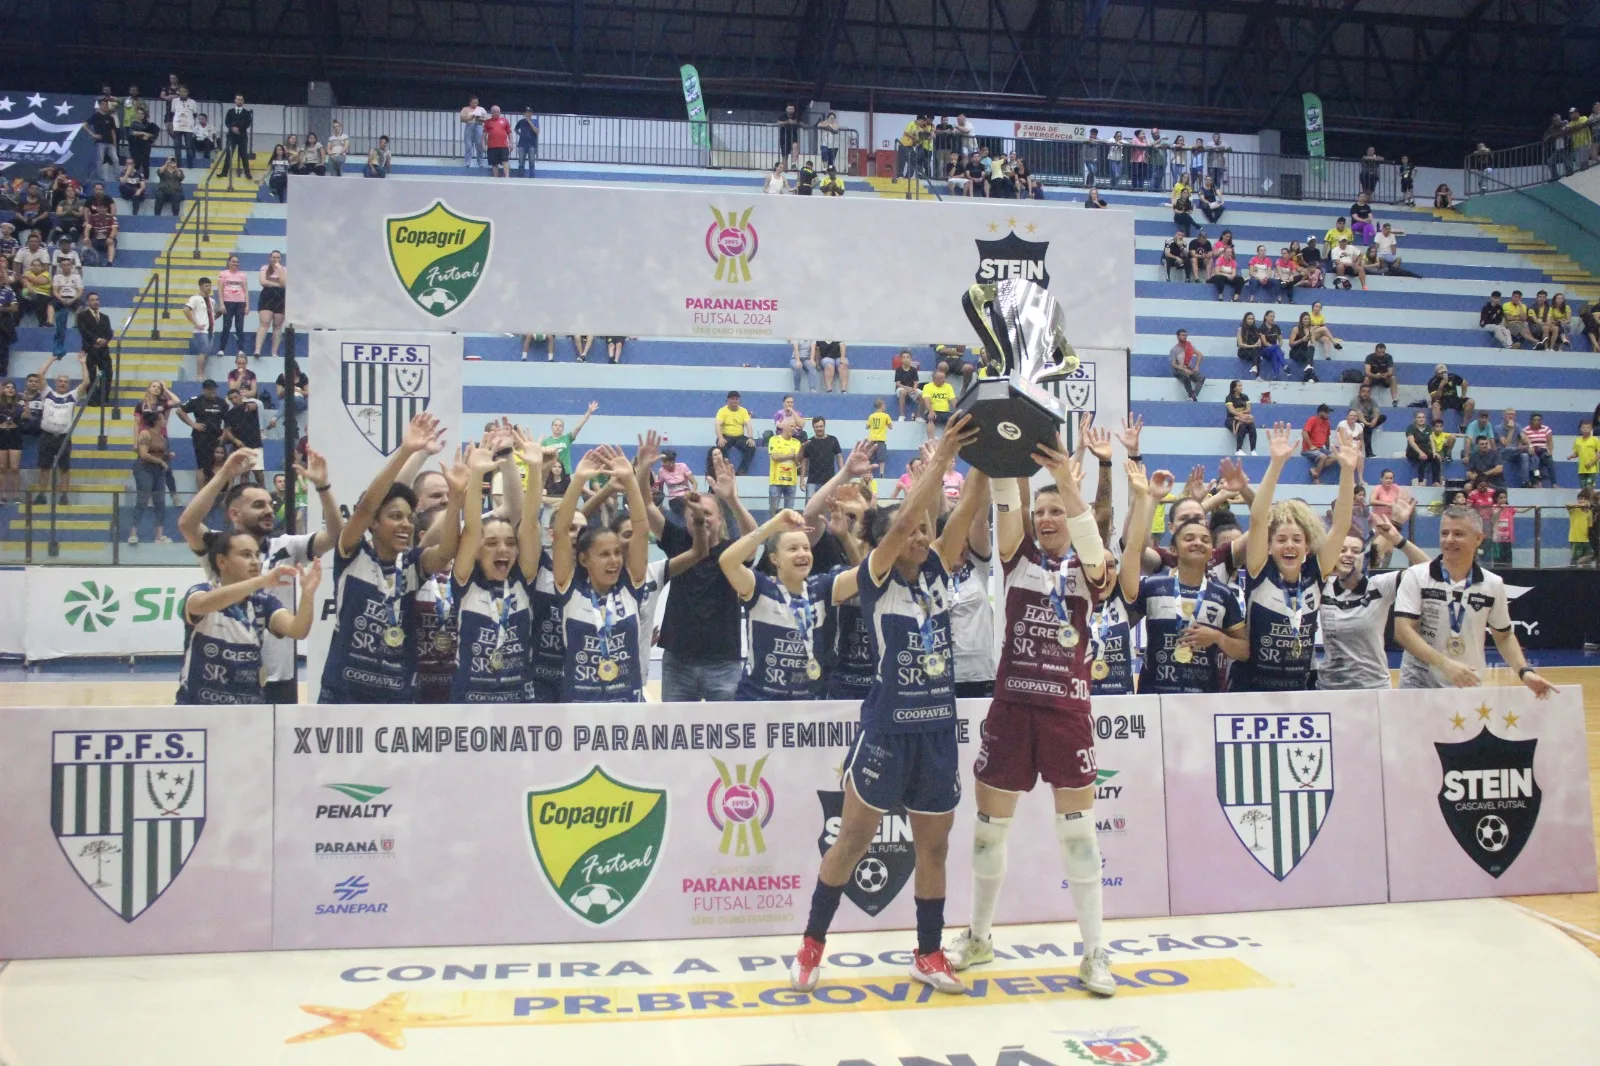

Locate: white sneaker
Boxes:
[127,531,138,545]
[909,950,966,994]
[1234,448,1245,456]
[789,935,824,992]
[1079,947,1116,997]
[943,928,994,971]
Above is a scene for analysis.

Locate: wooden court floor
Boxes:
[3,667,1596,956]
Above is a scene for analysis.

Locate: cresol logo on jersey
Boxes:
[686,757,802,924]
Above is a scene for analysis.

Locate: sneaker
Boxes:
[33,493,45,505]
[57,494,68,506]
[909,950,966,994]
[155,533,171,544]
[546,351,554,362]
[944,928,994,971]
[1079,946,1116,997]
[789,935,824,992]
[127,531,138,545]
[1235,448,1245,456]
[520,351,529,361]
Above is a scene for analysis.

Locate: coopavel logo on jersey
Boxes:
[1214,713,1333,880]
[1435,719,1541,877]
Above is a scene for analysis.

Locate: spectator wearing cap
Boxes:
[1301,403,1337,483]
[1331,238,1367,290]
[1480,290,1511,347]
[1426,362,1474,429]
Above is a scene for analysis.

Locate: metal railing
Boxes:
[160,152,224,325]
[1462,135,1600,196]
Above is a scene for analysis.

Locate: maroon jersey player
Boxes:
[943,432,1118,997]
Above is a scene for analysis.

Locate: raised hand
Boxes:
[1334,425,1362,470]
[1032,432,1080,484]
[1183,464,1207,500]
[1149,468,1176,500]
[1125,459,1150,498]
[684,490,708,530]
[636,429,662,469]
[708,450,737,500]
[401,412,441,455]
[294,447,330,487]
[299,560,323,595]
[262,564,299,589]
[1266,421,1296,461]
[933,412,978,462]
[769,508,807,534]
[1371,512,1399,545]
[464,440,498,476]
[586,400,599,415]
[572,445,610,479]
[222,447,258,480]
[1392,491,1416,526]
[1218,456,1250,494]
[1080,415,1113,462]
[842,439,876,478]
[1114,413,1144,455]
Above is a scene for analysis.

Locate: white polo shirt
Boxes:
[1393,557,1512,688]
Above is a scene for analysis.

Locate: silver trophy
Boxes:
[954,279,1081,477]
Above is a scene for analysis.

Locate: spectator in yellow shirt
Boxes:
[766,419,802,515]
[1501,290,1537,347]
[918,366,957,440]
[1323,217,1355,255]
[865,398,892,470]
[713,389,755,474]
[1571,419,1599,490]
[1569,489,1595,566]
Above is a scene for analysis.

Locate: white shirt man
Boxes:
[1393,505,1553,696]
[185,279,220,376]
[170,93,196,133]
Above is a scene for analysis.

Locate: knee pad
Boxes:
[972,813,1013,879]
[1056,810,1101,884]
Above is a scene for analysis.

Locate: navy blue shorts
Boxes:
[843,727,961,815]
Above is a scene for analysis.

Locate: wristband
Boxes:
[1393,535,1408,550]
[492,448,513,461]
[313,482,330,492]
[1127,453,1143,462]
[1517,666,1534,680]
[992,478,1022,513]
[1098,459,1112,468]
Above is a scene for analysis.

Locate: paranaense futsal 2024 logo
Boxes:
[385,200,491,317]
[51,729,207,922]
[525,767,667,926]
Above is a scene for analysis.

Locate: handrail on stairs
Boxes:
[162,151,225,321]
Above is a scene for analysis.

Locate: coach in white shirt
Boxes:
[1392,504,1553,696]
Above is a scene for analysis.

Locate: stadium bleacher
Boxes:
[6,155,1597,567]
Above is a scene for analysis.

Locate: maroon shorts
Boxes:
[972,698,1096,792]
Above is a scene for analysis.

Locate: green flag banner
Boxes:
[1302,92,1326,181]
[680,64,710,149]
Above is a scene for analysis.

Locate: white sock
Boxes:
[968,813,1013,940]
[1057,811,1104,953]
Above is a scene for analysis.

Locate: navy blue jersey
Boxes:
[1129,573,1243,694]
[1230,556,1323,692]
[176,584,279,704]
[736,571,833,700]
[318,540,424,703]
[558,570,649,703]
[1087,591,1136,696]
[857,554,957,734]
[450,563,533,703]
[528,551,565,699]
[827,588,876,701]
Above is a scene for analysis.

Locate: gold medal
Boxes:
[1056,623,1079,650]
[1179,600,1195,618]
[488,650,504,671]
[805,658,822,680]
[1291,640,1304,658]
[383,625,406,648]
[1091,659,1110,680]
[597,658,620,682]
[924,654,947,678]
[1173,645,1195,664]
[1447,635,1466,657]
[433,631,454,653]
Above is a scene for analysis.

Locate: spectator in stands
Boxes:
[50,236,81,275]
[1084,187,1106,208]
[1430,415,1457,468]
[18,258,50,327]
[1207,245,1243,301]
[1162,231,1190,279]
[77,292,113,407]
[1349,191,1377,243]
[1187,228,1213,281]
[10,185,48,240]
[221,95,253,180]
[604,336,626,364]
[1206,133,1230,185]
[1197,175,1224,223]
[894,350,921,419]
[0,381,20,503]
[50,260,82,354]
[83,190,117,266]
[460,96,487,168]
[1330,238,1367,290]
[919,365,956,440]
[1307,301,1342,361]
[1524,412,1556,486]
[1501,290,1537,347]
[325,121,349,176]
[118,158,147,214]
[1528,289,1555,346]
[1489,488,1514,565]
[817,111,842,169]
[820,165,845,196]
[1340,408,1368,479]
[276,365,309,416]
[256,250,287,360]
[174,378,225,484]
[945,151,970,196]
[1577,300,1600,351]
[713,390,755,475]
[1479,290,1511,347]
[790,339,817,391]
[19,373,42,438]
[88,99,119,183]
[1245,245,1275,302]
[764,161,790,194]
[515,108,539,177]
[13,231,47,281]
[1106,131,1125,187]
[1274,245,1304,305]
[365,136,392,178]
[1353,382,1386,460]
[1406,410,1439,485]
[1225,381,1256,455]
[185,277,220,378]
[1495,408,1528,487]
[49,187,84,247]
[170,86,196,167]
[1542,292,1572,350]
[222,386,267,486]
[1426,362,1473,429]
[863,401,890,472]
[0,274,14,375]
[572,334,594,361]
[1370,222,1405,275]
[1362,343,1398,405]
[1302,404,1335,483]
[801,417,842,498]
[227,354,258,403]
[778,105,802,168]
[1569,489,1596,566]
[1169,328,1205,400]
[217,254,250,357]
[1235,312,1263,375]
[794,160,818,196]
[766,417,801,515]
[151,157,184,216]
[484,106,512,178]
[962,150,987,197]
[1571,420,1598,490]
[816,340,848,392]
[32,355,87,504]
[1170,184,1195,237]
[192,114,216,163]
[130,408,172,544]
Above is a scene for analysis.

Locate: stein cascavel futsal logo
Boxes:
[51,729,207,922]
[1435,725,1541,878]
[526,767,667,926]
[706,205,758,283]
[385,201,491,317]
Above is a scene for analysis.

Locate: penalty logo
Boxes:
[1436,725,1541,877]
[525,767,667,926]
[1214,713,1334,881]
[51,729,207,922]
[385,200,491,318]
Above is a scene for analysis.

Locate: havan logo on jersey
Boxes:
[974,229,1050,288]
[1436,725,1541,878]
[526,767,667,926]
[1214,713,1333,881]
[50,730,207,923]
[817,790,914,916]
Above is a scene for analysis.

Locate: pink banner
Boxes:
[1162,691,1389,915]
[1380,686,1598,903]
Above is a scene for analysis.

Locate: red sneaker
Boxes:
[789,935,824,991]
[909,949,967,994]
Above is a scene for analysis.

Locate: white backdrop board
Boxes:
[23,567,210,661]
[284,178,1136,350]
[305,331,463,701]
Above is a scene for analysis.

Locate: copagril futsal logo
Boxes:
[385,200,491,317]
[63,580,120,632]
[705,205,758,283]
[706,756,774,855]
[526,767,667,926]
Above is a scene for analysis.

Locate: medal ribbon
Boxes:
[431,573,453,625]
[377,558,404,629]
[588,585,618,655]
[909,575,938,661]
[491,587,513,652]
[1048,555,1074,624]
[1285,577,1307,651]
[782,582,815,663]
[1447,574,1469,636]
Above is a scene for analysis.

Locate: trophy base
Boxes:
[953,378,1064,478]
